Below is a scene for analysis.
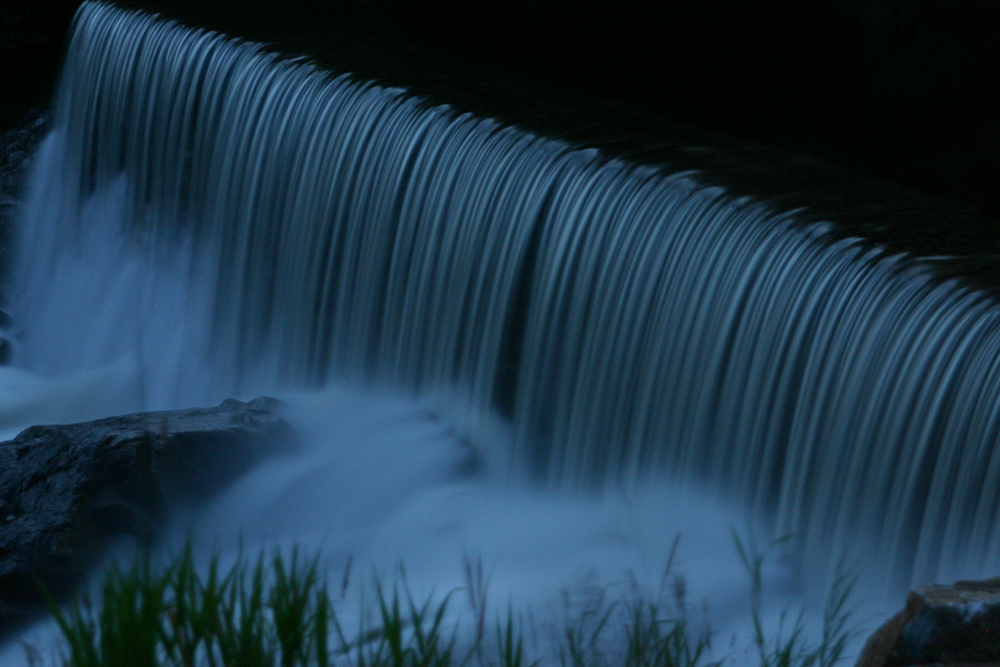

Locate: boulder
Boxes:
[856,578,1000,667]
[0,397,295,637]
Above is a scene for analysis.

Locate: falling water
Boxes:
[5,2,1000,655]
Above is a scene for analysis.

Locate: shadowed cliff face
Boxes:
[0,0,80,129]
[351,0,1000,222]
[0,109,48,287]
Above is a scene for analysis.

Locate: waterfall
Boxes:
[10,0,1000,596]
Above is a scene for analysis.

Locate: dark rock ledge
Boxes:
[0,397,295,638]
[856,577,1000,667]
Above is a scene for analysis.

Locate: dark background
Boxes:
[1,0,997,221]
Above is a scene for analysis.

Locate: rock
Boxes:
[0,107,47,200]
[0,106,48,284]
[856,578,1000,667]
[0,397,295,637]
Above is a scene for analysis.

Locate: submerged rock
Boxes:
[856,577,1000,667]
[0,397,295,636]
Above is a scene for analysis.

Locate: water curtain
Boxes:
[17,0,1000,590]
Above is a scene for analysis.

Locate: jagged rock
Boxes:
[0,397,295,637]
[856,578,1000,667]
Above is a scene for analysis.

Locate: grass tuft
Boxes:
[35,537,858,667]
[733,530,860,667]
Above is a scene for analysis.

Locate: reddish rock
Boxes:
[856,578,1000,667]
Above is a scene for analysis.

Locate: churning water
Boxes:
[4,0,1000,661]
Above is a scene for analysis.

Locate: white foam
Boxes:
[0,360,143,440]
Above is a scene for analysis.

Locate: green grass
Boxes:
[733,532,858,667]
[33,537,859,667]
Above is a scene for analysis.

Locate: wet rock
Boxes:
[0,107,47,199]
[856,578,1000,667]
[0,397,295,637]
[0,107,48,283]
